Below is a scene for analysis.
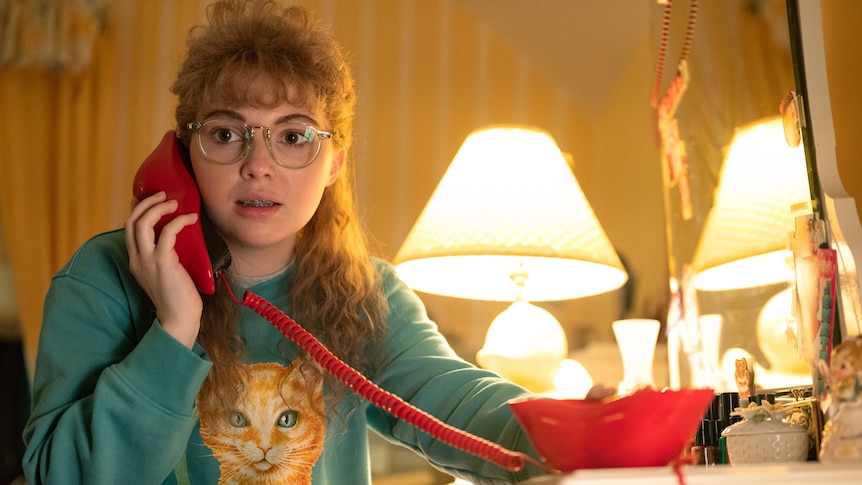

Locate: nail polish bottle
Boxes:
[691,419,719,465]
[702,420,719,465]
[690,428,706,465]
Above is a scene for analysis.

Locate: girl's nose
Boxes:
[240,131,275,178]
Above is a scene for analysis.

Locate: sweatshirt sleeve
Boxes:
[22,232,213,485]
[366,262,546,484]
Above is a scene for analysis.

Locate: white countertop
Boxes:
[520,462,862,484]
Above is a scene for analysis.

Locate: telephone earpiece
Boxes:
[132,131,217,295]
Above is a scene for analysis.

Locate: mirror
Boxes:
[651,0,810,392]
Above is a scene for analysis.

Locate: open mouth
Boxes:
[238,200,278,208]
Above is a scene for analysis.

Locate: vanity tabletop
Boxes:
[521,462,862,484]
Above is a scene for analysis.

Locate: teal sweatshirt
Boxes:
[23,229,543,484]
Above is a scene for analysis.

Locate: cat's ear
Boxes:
[287,358,325,402]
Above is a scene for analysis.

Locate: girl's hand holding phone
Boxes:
[126,191,203,349]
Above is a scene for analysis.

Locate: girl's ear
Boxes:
[326,149,345,186]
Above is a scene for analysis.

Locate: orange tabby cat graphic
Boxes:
[199,361,326,484]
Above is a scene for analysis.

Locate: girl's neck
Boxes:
[227,246,295,279]
[230,262,292,288]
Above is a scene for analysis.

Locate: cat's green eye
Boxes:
[277,411,299,428]
[228,412,249,428]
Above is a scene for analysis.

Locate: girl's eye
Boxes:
[277,410,299,428]
[280,130,304,145]
[214,128,242,143]
[216,129,232,142]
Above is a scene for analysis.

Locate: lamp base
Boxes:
[476,300,568,393]
[476,352,560,393]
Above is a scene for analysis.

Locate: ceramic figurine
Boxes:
[735,358,753,400]
[819,335,862,462]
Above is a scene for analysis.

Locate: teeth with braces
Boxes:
[240,200,275,207]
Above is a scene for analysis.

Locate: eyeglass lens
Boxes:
[196,119,323,168]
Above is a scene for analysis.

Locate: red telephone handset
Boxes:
[132,131,218,295]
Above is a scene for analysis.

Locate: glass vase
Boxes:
[613,319,661,395]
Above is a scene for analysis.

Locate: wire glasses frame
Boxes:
[187,118,334,169]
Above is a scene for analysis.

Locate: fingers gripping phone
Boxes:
[132,131,229,295]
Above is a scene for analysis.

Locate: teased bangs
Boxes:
[203,63,321,114]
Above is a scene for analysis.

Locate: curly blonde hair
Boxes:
[171,0,387,416]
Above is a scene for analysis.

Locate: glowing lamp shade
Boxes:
[692,117,810,291]
[394,125,626,392]
[393,125,628,302]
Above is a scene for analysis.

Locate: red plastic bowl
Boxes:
[509,388,714,472]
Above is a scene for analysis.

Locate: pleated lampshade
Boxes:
[692,116,811,291]
[393,125,628,302]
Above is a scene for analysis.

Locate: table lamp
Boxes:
[692,116,811,291]
[393,125,628,392]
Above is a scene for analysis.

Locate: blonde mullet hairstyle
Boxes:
[178,0,388,415]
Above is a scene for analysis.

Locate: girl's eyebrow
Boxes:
[200,109,242,121]
[200,109,322,127]
[275,113,322,127]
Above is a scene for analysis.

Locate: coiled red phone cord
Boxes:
[219,273,550,474]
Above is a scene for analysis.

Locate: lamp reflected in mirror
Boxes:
[691,116,814,391]
[692,116,811,291]
[394,125,627,394]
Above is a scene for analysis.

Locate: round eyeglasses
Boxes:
[187,118,333,169]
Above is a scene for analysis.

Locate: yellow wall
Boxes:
[5,0,650,370]
[820,1,862,224]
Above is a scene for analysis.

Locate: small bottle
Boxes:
[718,434,729,464]
[690,426,706,465]
[702,420,719,466]
[691,420,719,466]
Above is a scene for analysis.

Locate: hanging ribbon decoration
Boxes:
[650,0,699,109]
[653,0,699,222]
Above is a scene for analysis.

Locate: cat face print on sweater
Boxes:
[198,360,326,485]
